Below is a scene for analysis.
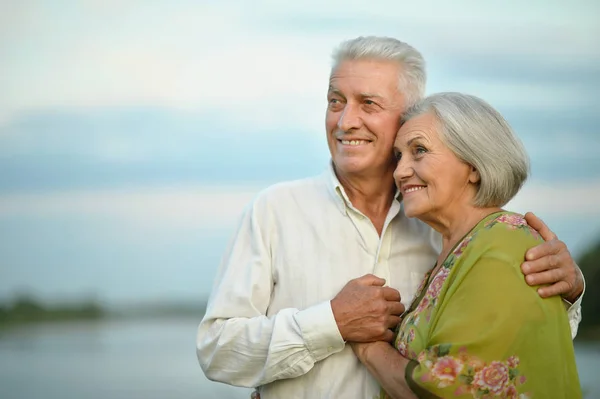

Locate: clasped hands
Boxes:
[330,274,403,361]
[332,213,584,360]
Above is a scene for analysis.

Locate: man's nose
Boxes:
[337,104,362,132]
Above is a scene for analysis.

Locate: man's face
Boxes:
[326,59,407,178]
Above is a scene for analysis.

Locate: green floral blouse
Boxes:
[386,212,581,398]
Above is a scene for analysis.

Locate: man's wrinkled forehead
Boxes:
[328,84,386,100]
[327,59,406,106]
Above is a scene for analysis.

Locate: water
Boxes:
[0,318,250,399]
[0,318,597,399]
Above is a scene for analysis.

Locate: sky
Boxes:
[0,0,599,306]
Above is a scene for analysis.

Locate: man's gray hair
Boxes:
[331,36,426,108]
[402,92,529,208]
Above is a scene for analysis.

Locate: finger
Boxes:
[387,302,406,316]
[382,329,395,343]
[525,239,564,262]
[538,281,571,298]
[524,212,558,243]
[382,287,401,302]
[524,268,566,287]
[357,274,386,286]
[386,315,401,329]
[522,247,562,274]
[525,239,553,262]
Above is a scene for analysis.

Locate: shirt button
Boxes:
[327,346,334,351]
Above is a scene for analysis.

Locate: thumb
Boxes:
[357,273,386,286]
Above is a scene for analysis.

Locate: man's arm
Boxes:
[196,197,345,388]
[522,212,585,338]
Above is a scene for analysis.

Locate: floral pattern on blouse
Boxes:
[387,212,575,399]
[417,345,530,398]
[395,212,540,358]
[483,213,541,240]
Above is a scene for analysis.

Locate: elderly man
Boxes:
[197,36,584,399]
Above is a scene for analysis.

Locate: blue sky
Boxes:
[1,0,599,305]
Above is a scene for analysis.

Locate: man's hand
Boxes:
[331,274,405,343]
[522,212,584,302]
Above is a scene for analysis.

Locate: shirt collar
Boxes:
[324,161,402,215]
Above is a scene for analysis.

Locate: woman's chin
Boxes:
[403,204,426,220]
[403,208,418,219]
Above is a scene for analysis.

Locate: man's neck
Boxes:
[335,167,396,235]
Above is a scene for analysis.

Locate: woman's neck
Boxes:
[424,205,503,266]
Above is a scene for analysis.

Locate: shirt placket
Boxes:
[346,200,399,285]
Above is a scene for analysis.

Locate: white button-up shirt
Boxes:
[197,165,582,399]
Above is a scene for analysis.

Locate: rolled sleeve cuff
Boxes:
[294,300,345,362]
[563,272,585,310]
[562,275,585,339]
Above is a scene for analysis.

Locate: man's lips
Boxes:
[338,138,371,146]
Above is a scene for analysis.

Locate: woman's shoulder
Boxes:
[481,211,542,239]
[470,211,544,259]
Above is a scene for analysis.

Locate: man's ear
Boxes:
[468,166,480,184]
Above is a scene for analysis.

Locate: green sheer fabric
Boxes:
[387,212,581,398]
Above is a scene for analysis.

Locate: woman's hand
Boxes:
[350,341,389,363]
[349,341,369,361]
[349,340,417,399]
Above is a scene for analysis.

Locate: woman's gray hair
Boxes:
[402,92,530,208]
[331,36,426,108]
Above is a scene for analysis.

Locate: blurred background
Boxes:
[0,0,599,398]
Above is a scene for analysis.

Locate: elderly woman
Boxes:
[351,93,581,398]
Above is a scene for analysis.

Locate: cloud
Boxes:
[0,108,332,192]
[254,0,600,59]
[507,181,600,216]
[1,0,598,129]
[0,1,331,131]
[430,80,597,112]
[1,179,598,230]
[0,185,264,230]
[1,104,597,194]
[1,0,598,304]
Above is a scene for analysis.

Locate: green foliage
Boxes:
[577,239,600,338]
[0,294,103,327]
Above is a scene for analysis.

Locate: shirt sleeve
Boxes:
[563,272,585,339]
[196,194,345,388]
[405,255,580,398]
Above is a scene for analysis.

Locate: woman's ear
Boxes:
[468,166,480,184]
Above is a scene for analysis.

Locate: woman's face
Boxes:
[393,113,479,221]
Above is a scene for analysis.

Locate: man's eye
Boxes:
[394,151,402,160]
[415,146,427,154]
[364,100,375,105]
[328,99,343,110]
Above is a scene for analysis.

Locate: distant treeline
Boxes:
[578,238,600,340]
[1,240,599,338]
[0,295,207,328]
[0,295,103,326]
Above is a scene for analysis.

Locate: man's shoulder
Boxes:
[254,174,328,204]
